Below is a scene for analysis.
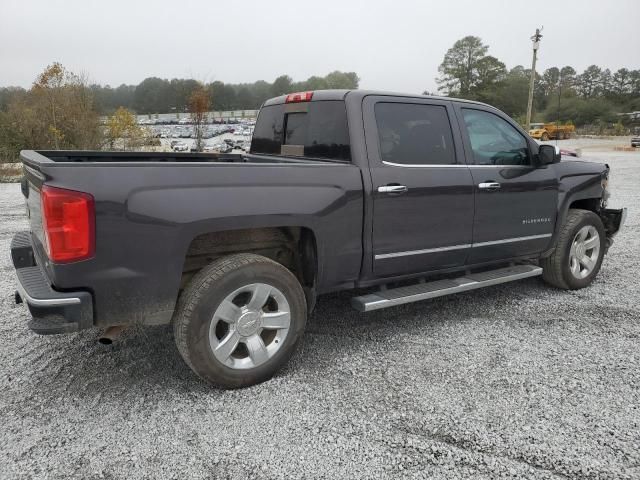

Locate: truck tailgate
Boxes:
[21,166,47,257]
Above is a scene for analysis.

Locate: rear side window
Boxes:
[251,101,351,161]
[250,105,284,155]
[374,103,456,165]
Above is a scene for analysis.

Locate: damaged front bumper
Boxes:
[600,207,627,250]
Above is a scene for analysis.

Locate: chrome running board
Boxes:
[351,264,542,312]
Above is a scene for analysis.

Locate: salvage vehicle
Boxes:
[11,90,626,388]
[529,122,575,141]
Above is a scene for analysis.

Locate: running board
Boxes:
[351,264,542,312]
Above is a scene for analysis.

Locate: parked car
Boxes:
[218,143,233,153]
[11,90,626,389]
[172,142,189,152]
[559,148,578,157]
[631,136,640,148]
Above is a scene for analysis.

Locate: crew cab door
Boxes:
[363,96,474,277]
[454,105,558,263]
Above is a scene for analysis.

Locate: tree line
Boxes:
[433,36,640,127]
[1,71,360,116]
[124,71,358,113]
[1,46,638,163]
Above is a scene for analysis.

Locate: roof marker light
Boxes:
[285,91,314,103]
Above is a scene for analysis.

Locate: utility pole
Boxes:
[525,27,543,131]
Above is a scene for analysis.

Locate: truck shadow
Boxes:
[18,277,559,399]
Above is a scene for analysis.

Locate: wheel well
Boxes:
[180,227,317,291]
[568,198,600,213]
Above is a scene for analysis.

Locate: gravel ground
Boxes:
[1,148,639,479]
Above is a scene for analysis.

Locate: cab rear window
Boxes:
[251,101,351,161]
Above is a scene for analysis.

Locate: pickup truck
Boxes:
[11,89,626,388]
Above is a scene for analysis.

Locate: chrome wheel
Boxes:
[569,225,600,279]
[208,283,291,370]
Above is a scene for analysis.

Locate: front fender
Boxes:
[541,160,608,257]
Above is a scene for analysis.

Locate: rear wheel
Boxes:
[541,132,550,141]
[173,253,307,388]
[541,209,606,290]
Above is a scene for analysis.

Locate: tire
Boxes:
[541,133,550,141]
[173,253,307,388]
[541,209,606,290]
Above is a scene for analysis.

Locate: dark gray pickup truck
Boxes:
[11,89,626,388]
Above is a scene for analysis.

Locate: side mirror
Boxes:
[537,144,561,165]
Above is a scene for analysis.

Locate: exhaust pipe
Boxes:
[98,325,126,345]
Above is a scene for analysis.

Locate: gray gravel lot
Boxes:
[1,146,639,479]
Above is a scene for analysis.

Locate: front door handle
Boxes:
[378,185,408,194]
[478,182,501,191]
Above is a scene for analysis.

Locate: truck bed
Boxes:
[18,149,364,328]
[21,150,346,166]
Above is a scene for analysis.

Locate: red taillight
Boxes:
[285,91,313,103]
[41,185,95,263]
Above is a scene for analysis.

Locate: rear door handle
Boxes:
[478,182,501,191]
[378,185,408,194]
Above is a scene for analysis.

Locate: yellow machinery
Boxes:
[529,122,575,141]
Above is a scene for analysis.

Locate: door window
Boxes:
[461,109,530,166]
[374,103,456,165]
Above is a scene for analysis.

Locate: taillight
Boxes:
[285,91,313,103]
[41,185,95,263]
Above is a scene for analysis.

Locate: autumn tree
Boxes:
[189,85,210,152]
[0,63,101,161]
[33,63,67,148]
[105,107,147,150]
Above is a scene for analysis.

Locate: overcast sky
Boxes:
[1,0,638,93]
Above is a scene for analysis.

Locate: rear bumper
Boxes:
[11,231,93,334]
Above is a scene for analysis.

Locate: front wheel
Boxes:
[173,253,307,388]
[541,209,606,290]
